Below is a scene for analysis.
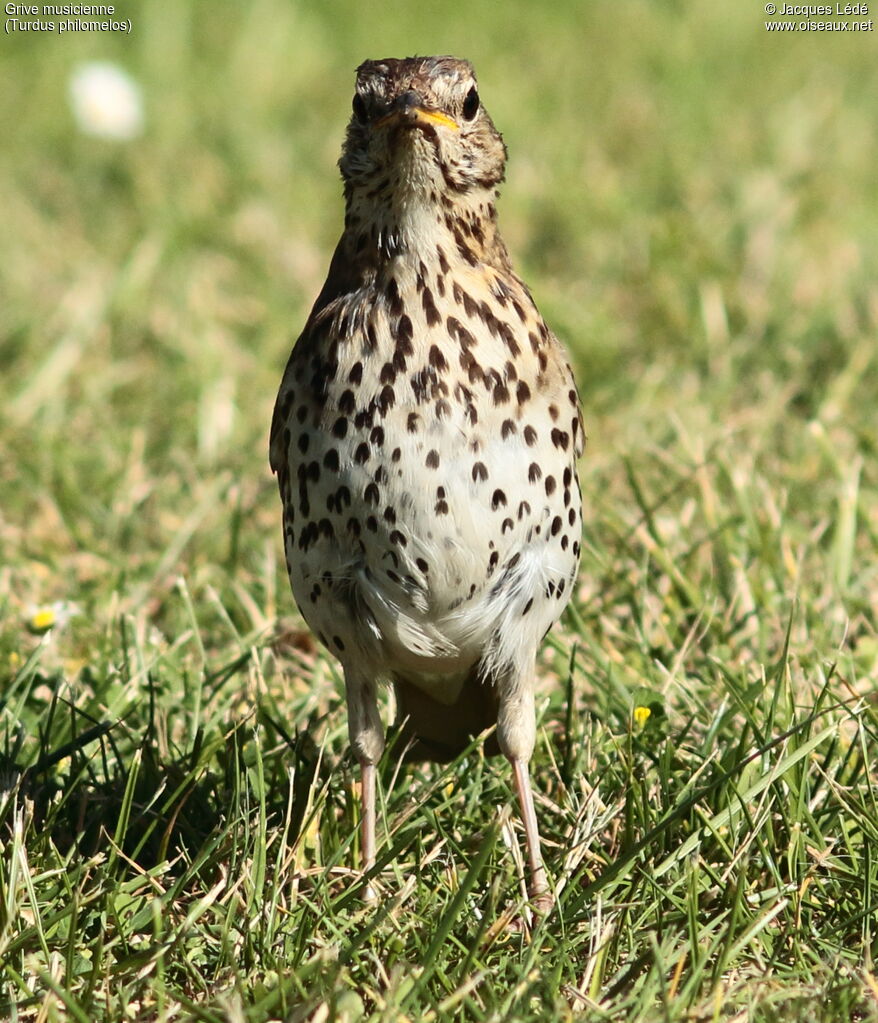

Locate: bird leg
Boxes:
[359,760,377,900]
[511,756,551,911]
[497,684,552,911]
[344,669,385,900]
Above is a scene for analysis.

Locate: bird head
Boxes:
[340,56,508,200]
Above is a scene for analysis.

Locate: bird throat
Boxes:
[344,152,505,269]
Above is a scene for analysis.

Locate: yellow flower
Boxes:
[633,705,652,727]
[28,606,58,633]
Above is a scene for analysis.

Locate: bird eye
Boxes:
[461,85,479,121]
[352,93,368,124]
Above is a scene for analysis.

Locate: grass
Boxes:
[1,0,877,1019]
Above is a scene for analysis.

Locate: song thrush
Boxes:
[270,55,584,906]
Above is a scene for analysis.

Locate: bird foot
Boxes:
[502,890,554,935]
[530,889,554,916]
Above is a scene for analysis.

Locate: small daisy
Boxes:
[68,61,144,141]
[25,602,76,635]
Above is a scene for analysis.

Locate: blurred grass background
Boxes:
[1,1,878,1020]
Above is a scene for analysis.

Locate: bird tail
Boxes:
[393,667,501,762]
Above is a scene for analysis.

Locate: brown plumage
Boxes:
[270,56,584,906]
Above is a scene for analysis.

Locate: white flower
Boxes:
[25,602,78,634]
[68,62,144,141]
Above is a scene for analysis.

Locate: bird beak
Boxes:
[375,90,459,132]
